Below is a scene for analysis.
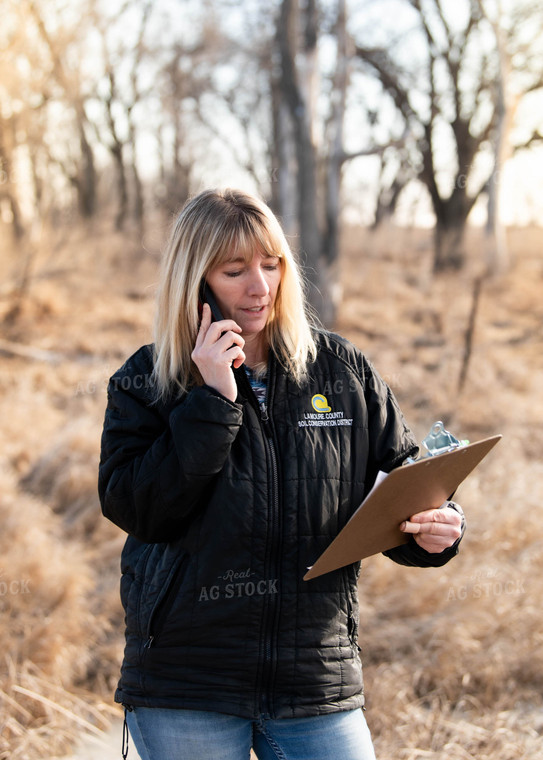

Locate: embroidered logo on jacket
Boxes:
[311,394,331,413]
[298,393,353,428]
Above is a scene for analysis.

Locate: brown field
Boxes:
[0,217,542,759]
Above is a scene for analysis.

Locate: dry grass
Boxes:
[0,216,542,757]
[0,468,120,758]
[0,219,157,758]
[338,224,543,758]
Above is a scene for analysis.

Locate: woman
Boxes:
[98,188,464,760]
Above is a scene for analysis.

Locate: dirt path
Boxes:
[62,719,127,760]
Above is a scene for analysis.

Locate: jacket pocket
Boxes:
[342,566,360,652]
[142,550,190,649]
[122,541,154,635]
[347,595,360,651]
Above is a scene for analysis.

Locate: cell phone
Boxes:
[198,280,241,368]
[198,281,224,322]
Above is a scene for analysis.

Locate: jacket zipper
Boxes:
[236,360,281,716]
[258,400,281,716]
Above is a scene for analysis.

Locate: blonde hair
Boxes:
[153,188,317,400]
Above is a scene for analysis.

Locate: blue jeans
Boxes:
[125,706,376,760]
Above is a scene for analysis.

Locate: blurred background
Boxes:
[1,0,542,758]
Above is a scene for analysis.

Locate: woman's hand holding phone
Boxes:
[191,303,246,402]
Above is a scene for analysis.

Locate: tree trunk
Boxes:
[131,159,144,236]
[420,124,471,272]
[371,154,409,230]
[76,118,97,218]
[111,143,128,231]
[28,3,96,219]
[323,0,347,267]
[171,118,190,211]
[104,70,128,232]
[126,117,144,236]
[270,79,297,236]
[434,220,465,272]
[29,143,44,219]
[0,120,25,240]
[484,12,513,275]
[277,0,337,325]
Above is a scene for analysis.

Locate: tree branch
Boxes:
[513,130,543,151]
[339,129,410,165]
[354,45,417,122]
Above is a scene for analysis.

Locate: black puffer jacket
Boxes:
[98,330,462,719]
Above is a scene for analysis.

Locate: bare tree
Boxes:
[371,150,414,230]
[0,0,55,237]
[274,0,409,320]
[158,44,196,213]
[182,0,379,321]
[0,117,25,241]
[102,64,130,231]
[355,1,495,271]
[89,0,154,232]
[28,0,98,218]
[478,0,543,273]
[354,0,543,272]
[277,0,325,315]
[0,0,62,313]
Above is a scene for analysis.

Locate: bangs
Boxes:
[206,210,284,271]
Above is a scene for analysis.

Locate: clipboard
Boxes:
[303,434,502,581]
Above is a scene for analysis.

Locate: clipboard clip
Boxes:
[405,421,469,464]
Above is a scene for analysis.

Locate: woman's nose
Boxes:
[247,268,270,296]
